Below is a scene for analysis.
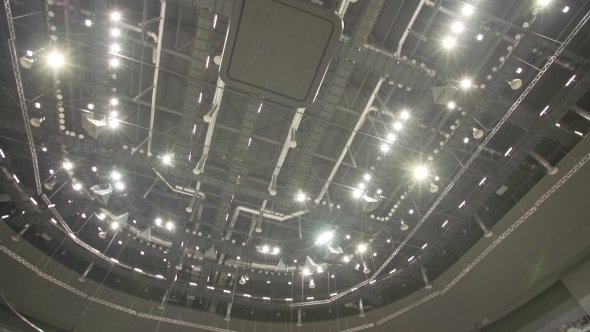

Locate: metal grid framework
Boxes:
[1,0,590,325]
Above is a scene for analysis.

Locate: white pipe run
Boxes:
[225,206,307,240]
[316,77,385,202]
[397,0,427,56]
[152,169,206,199]
[147,0,167,156]
[194,77,225,175]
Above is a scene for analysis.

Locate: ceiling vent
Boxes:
[81,114,107,139]
[431,85,458,105]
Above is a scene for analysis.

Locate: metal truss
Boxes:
[38,272,88,298]
[3,0,42,194]
[292,9,590,309]
[340,323,375,331]
[88,297,137,315]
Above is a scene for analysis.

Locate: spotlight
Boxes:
[342,256,350,263]
[443,37,456,49]
[463,137,469,143]
[461,4,474,16]
[516,67,523,74]
[26,50,34,57]
[387,133,396,142]
[110,98,118,106]
[98,213,106,220]
[110,12,121,21]
[73,183,82,191]
[88,103,94,110]
[353,189,363,198]
[85,19,92,26]
[358,183,366,190]
[317,266,323,273]
[346,234,350,240]
[35,102,41,108]
[109,59,120,67]
[296,192,306,202]
[111,28,121,37]
[363,173,371,181]
[262,245,269,253]
[447,101,456,109]
[63,161,73,170]
[111,222,119,230]
[273,247,280,254]
[111,171,121,180]
[400,110,410,120]
[476,34,483,41]
[451,22,464,33]
[115,182,124,190]
[460,79,472,89]
[110,44,120,53]
[303,268,310,275]
[401,221,409,231]
[393,122,403,131]
[162,155,172,164]
[47,52,64,68]
[309,279,315,288]
[358,244,367,253]
[381,144,390,153]
[155,218,162,226]
[316,231,333,245]
[110,111,118,118]
[166,222,173,230]
[108,117,119,128]
[414,166,428,179]
[473,128,484,139]
[538,0,550,7]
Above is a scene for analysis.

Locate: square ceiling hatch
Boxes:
[219,0,343,108]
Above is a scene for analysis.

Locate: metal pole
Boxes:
[11,224,30,241]
[147,0,167,156]
[474,214,493,238]
[530,151,558,175]
[420,266,432,289]
[78,262,94,282]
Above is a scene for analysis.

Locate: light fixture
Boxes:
[509,79,523,90]
[353,189,363,198]
[73,183,82,191]
[110,44,120,53]
[111,28,120,37]
[110,111,118,118]
[451,22,464,33]
[273,247,280,254]
[85,19,92,26]
[563,5,569,13]
[166,222,174,230]
[538,0,550,7]
[30,117,44,127]
[115,182,124,190]
[429,183,439,193]
[88,103,94,110]
[358,183,366,190]
[363,262,371,274]
[516,67,523,74]
[317,266,323,273]
[111,222,119,230]
[316,231,333,245]
[109,117,119,128]
[447,101,456,109]
[309,279,315,289]
[345,234,351,240]
[463,137,469,143]
[476,34,483,41]
[413,166,428,179]
[98,213,106,220]
[111,171,121,180]
[461,4,474,16]
[472,128,484,139]
[34,102,41,108]
[401,110,410,120]
[342,256,350,263]
[109,59,120,67]
[460,79,472,89]
[155,218,162,226]
[400,221,409,231]
[442,37,456,49]
[386,133,396,142]
[110,12,121,21]
[296,191,306,202]
[409,209,414,214]
[358,244,367,253]
[303,268,310,275]
[110,98,118,106]
[393,122,403,131]
[162,155,172,164]
[47,52,64,68]
[381,143,390,153]
[363,173,371,181]
[262,245,269,253]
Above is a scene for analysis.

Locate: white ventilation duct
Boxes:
[530,151,558,175]
[224,303,232,321]
[358,298,365,317]
[474,214,493,238]
[420,266,432,289]
[78,262,94,282]
[11,224,30,242]
[225,206,307,240]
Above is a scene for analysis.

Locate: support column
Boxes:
[11,224,30,241]
[158,290,169,309]
[359,298,365,317]
[421,266,432,289]
[78,262,94,282]
[474,214,493,238]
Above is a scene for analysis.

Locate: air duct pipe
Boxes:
[397,0,427,56]
[420,266,432,289]
[11,224,31,241]
[146,0,167,156]
[529,151,558,175]
[267,108,305,196]
[153,169,206,199]
[194,77,225,175]
[158,290,169,309]
[78,262,94,282]
[316,77,385,202]
[224,206,307,240]
[186,190,200,213]
[572,106,590,122]
[119,22,158,63]
[474,214,493,238]
[358,298,365,317]
[224,303,233,321]
[297,309,302,326]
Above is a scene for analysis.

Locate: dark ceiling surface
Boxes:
[1,0,590,328]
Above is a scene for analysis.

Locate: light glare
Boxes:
[111,28,120,37]
[110,59,120,67]
[451,22,464,33]
[401,110,410,120]
[115,182,124,190]
[317,231,333,245]
[166,222,174,230]
[111,171,121,180]
[393,122,403,131]
[461,4,474,16]
[414,166,428,179]
[296,192,306,202]
[443,37,456,49]
[111,12,121,21]
[358,244,367,253]
[47,52,64,68]
[111,222,119,230]
[447,101,456,109]
[461,79,472,89]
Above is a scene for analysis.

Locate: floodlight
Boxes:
[111,222,119,230]
[111,171,121,180]
[63,161,73,170]
[443,37,456,49]
[296,192,306,202]
[317,231,333,245]
[460,79,472,89]
[110,12,121,21]
[358,244,367,253]
[401,110,410,120]
[461,5,474,16]
[451,22,464,33]
[414,166,428,179]
[166,222,173,230]
[47,52,64,68]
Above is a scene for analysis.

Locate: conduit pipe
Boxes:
[224,206,307,240]
[147,0,167,156]
[119,22,158,63]
[316,77,385,202]
[337,0,352,18]
[397,0,427,56]
[194,77,226,175]
[153,169,205,199]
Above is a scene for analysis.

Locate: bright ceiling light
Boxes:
[414,166,428,179]
[47,52,64,68]
[317,231,333,245]
[303,268,310,275]
[110,12,121,21]
[393,122,403,131]
[35,102,41,108]
[110,44,120,53]
[317,266,323,273]
[400,110,410,120]
[353,189,363,198]
[563,5,569,12]
[296,191,306,202]
[346,234,351,239]
[358,183,365,190]
[447,101,456,109]
[387,133,396,142]
[88,103,94,110]
[381,143,390,153]
[476,34,483,41]
[63,161,73,170]
[463,137,469,143]
[443,36,456,49]
[91,166,97,172]
[73,183,82,190]
[155,218,162,226]
[516,67,523,74]
[85,19,92,26]
[358,244,367,253]
[111,222,119,230]
[110,98,118,106]
[166,221,173,230]
[115,182,124,190]
[451,22,464,33]
[461,4,474,16]
[162,155,172,164]
[111,28,120,37]
[460,79,472,89]
[26,50,34,56]
[109,117,119,128]
[262,245,269,253]
[98,213,106,220]
[538,0,550,7]
[273,247,280,254]
[109,59,120,67]
[110,111,118,118]
[111,171,121,180]
[343,255,350,263]
[364,173,371,181]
